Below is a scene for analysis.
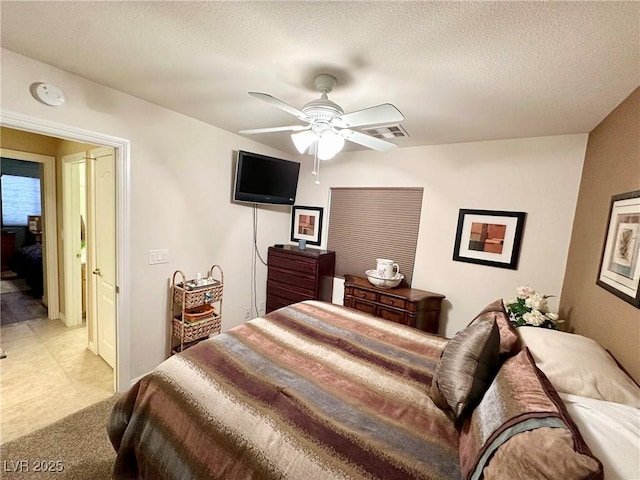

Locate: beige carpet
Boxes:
[0,395,119,479]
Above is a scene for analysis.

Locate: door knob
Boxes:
[92,268,101,276]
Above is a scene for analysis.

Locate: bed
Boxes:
[108,300,640,479]
[7,242,43,296]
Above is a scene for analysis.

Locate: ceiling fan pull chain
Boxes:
[314,146,321,185]
[312,144,318,176]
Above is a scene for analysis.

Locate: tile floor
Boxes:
[0,295,114,444]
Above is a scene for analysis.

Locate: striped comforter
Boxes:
[108,301,460,479]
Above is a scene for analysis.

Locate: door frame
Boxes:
[1,110,131,393]
[0,147,59,319]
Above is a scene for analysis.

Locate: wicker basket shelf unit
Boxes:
[171,265,223,354]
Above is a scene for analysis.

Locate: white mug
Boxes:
[376,258,400,279]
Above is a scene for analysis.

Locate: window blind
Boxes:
[327,187,423,285]
[1,174,42,227]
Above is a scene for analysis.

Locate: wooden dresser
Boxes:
[343,274,445,334]
[1,231,16,271]
[266,246,336,313]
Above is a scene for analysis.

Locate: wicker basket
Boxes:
[173,282,223,308]
[183,304,215,323]
[172,314,221,343]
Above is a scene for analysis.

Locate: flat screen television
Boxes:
[233,150,300,205]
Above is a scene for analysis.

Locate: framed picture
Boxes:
[291,206,323,246]
[596,190,640,308]
[453,209,526,270]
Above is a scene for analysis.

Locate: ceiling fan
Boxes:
[239,74,404,162]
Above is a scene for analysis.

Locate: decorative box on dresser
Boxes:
[266,245,336,313]
[343,274,445,334]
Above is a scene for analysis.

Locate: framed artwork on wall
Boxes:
[453,209,526,270]
[596,190,640,308]
[291,205,323,246]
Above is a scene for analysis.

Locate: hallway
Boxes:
[0,278,113,444]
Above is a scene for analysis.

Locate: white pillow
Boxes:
[560,392,640,480]
[517,327,640,408]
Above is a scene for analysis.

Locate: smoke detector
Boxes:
[30,82,65,107]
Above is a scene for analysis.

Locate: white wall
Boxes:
[295,135,588,337]
[1,48,588,381]
[1,49,295,381]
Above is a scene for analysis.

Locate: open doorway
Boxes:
[0,128,118,443]
[1,157,44,292]
[1,156,47,333]
[0,148,58,319]
[0,113,130,397]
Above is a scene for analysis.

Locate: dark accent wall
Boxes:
[560,87,640,382]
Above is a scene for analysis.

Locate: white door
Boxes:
[62,153,84,327]
[90,147,117,368]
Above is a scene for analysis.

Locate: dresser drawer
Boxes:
[345,287,377,302]
[268,251,318,274]
[349,298,377,316]
[378,306,411,326]
[378,294,407,310]
[268,266,317,291]
[267,280,315,302]
[267,295,298,313]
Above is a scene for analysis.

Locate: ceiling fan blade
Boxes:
[238,125,308,135]
[334,103,404,128]
[248,92,311,122]
[339,129,398,152]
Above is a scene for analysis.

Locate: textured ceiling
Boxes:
[1,1,638,155]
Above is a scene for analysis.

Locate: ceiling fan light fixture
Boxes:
[291,130,316,154]
[317,130,345,160]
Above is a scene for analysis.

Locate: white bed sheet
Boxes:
[560,392,640,480]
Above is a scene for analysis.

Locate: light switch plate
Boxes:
[148,249,169,265]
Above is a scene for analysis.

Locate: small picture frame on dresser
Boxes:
[291,205,323,246]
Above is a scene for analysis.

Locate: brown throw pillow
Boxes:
[483,427,603,480]
[469,299,520,357]
[459,348,604,480]
[431,316,500,418]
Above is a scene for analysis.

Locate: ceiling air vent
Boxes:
[360,124,408,140]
